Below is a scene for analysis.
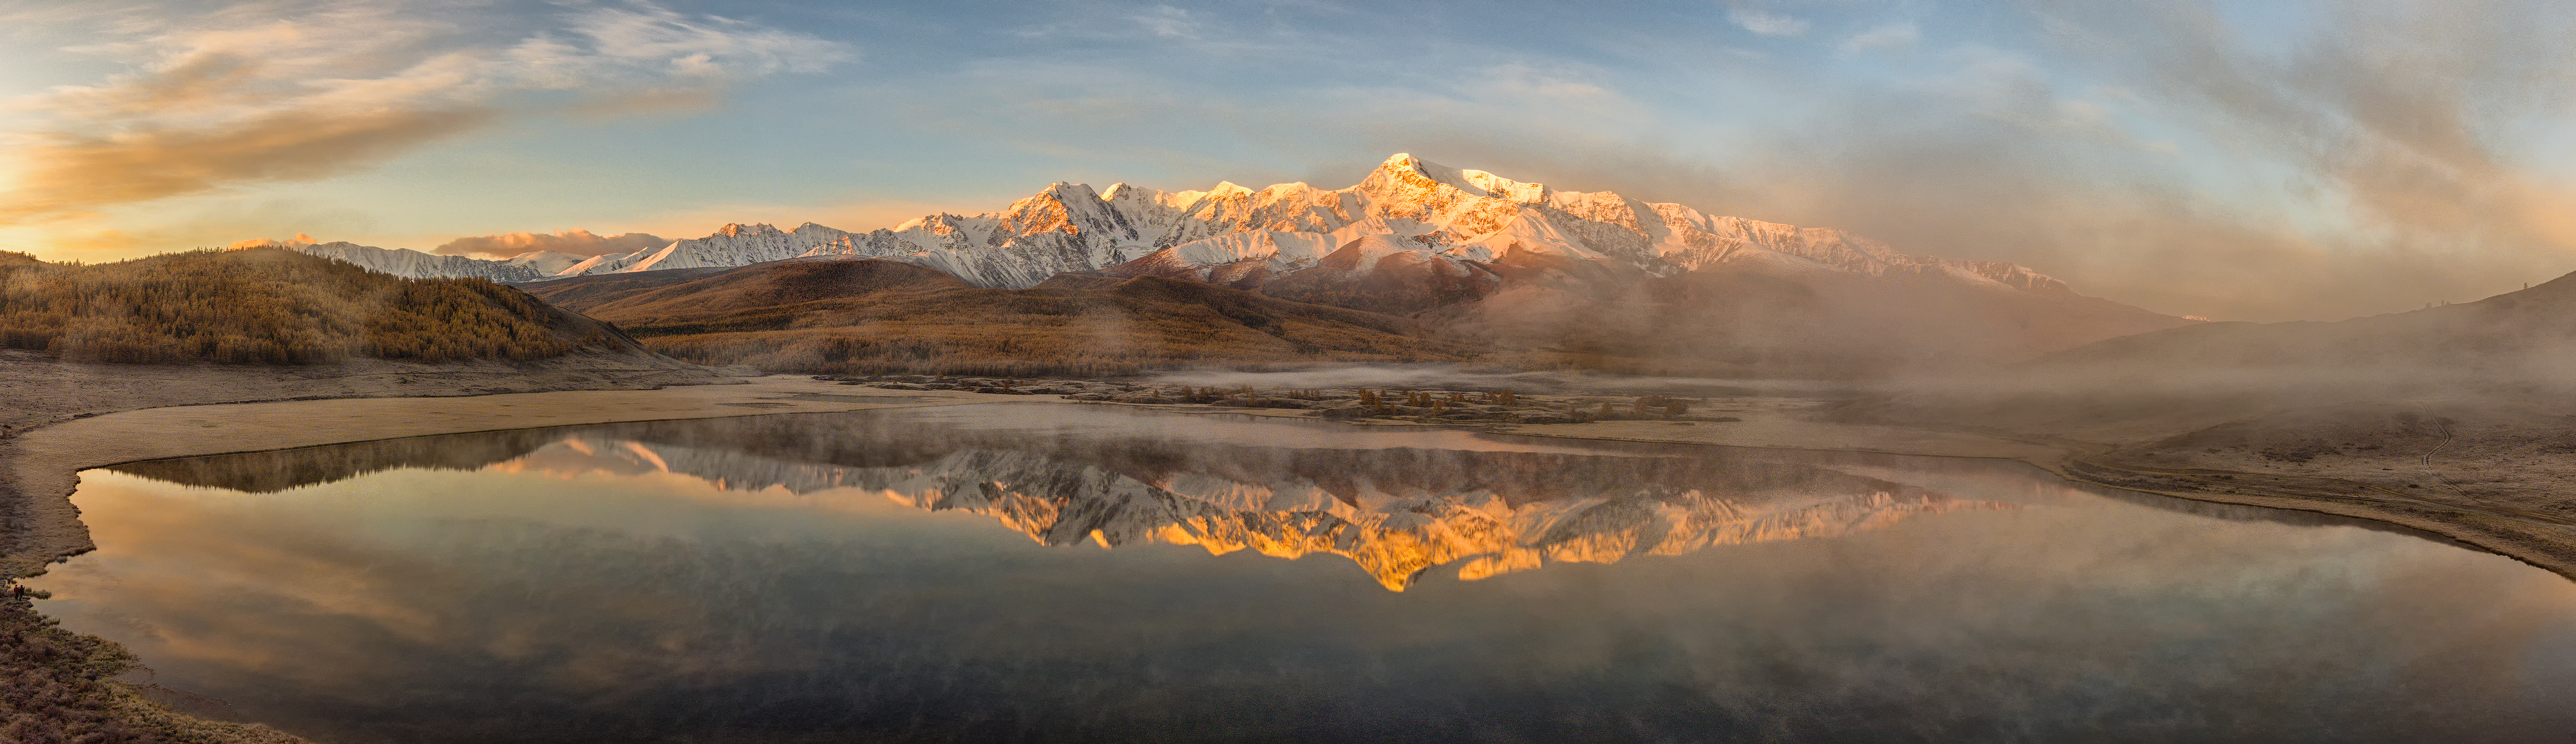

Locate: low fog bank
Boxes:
[1147,365,1857,399]
[1862,271,2576,443]
[1873,359,2576,444]
[1457,267,2190,381]
[1157,263,2576,446]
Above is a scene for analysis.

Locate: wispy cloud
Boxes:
[0,0,851,225]
[1132,5,1200,39]
[2066,3,2575,235]
[1727,6,1809,37]
[1472,62,1616,103]
[2021,0,2576,313]
[1841,23,1918,55]
[559,3,848,80]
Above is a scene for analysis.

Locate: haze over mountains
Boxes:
[256,154,2190,374]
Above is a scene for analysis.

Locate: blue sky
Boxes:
[1,0,2571,321]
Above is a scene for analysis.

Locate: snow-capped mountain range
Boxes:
[272,153,2076,296]
[289,241,587,283]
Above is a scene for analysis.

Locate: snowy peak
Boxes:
[1376,152,1548,202]
[1101,182,1195,212]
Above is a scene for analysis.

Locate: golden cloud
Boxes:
[1,106,495,224]
[0,1,850,226]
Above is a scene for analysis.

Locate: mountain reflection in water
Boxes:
[120,407,2014,590]
[39,405,2576,743]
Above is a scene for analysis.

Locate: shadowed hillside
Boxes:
[0,248,638,365]
[526,260,1483,376]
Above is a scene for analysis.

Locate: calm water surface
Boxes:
[30,405,2576,743]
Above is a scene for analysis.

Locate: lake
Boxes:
[29,404,2576,743]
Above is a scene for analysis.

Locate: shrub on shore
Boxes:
[0,248,613,365]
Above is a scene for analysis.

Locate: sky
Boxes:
[0,0,2571,322]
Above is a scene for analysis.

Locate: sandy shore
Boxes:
[0,370,1023,577]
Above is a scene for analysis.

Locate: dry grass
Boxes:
[0,248,618,365]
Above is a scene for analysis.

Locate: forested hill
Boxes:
[0,247,640,365]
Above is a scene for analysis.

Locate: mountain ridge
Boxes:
[263,153,2094,300]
